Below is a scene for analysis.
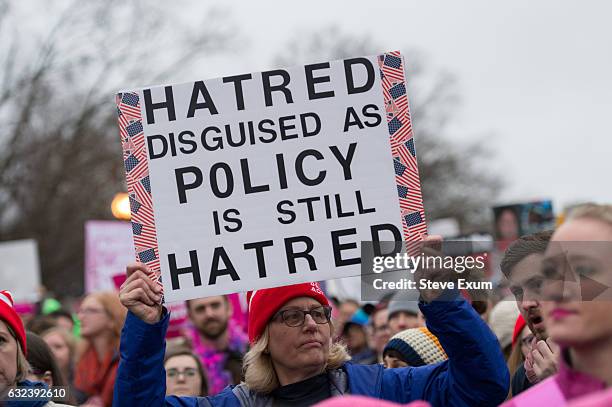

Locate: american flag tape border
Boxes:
[115,51,427,293]
[378,51,428,248]
[116,92,164,292]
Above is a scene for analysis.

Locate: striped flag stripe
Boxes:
[117,91,161,288]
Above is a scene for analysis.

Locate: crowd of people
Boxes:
[1,203,611,406]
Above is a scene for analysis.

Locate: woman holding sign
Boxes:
[113,236,509,407]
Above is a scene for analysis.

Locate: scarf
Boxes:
[73,345,119,406]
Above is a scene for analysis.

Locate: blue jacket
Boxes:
[113,290,508,406]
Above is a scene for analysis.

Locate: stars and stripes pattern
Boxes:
[132,221,158,247]
[379,51,427,247]
[116,91,162,291]
[379,54,405,82]
[119,93,142,117]
[134,177,153,208]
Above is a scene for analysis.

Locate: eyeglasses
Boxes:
[78,307,106,316]
[374,324,390,333]
[166,367,198,379]
[273,306,332,327]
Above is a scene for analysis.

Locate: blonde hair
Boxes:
[91,291,127,340]
[568,203,612,226]
[506,337,525,378]
[243,322,350,394]
[77,291,126,359]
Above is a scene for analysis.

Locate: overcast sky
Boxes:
[180,0,612,213]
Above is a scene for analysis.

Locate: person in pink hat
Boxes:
[114,236,509,406]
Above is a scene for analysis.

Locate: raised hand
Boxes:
[413,235,451,302]
[531,337,560,381]
[119,263,163,324]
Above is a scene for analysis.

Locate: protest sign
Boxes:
[0,239,41,303]
[493,200,555,241]
[85,220,211,335]
[85,220,135,293]
[116,51,427,302]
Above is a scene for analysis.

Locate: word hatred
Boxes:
[142,58,377,124]
[167,223,403,290]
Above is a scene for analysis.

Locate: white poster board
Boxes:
[116,52,427,302]
[0,239,41,303]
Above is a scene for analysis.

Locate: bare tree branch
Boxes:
[0,1,236,296]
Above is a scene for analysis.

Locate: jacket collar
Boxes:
[556,348,606,400]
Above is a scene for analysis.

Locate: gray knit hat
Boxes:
[387,300,419,319]
[388,289,420,318]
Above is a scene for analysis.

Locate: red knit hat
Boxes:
[0,290,27,355]
[247,282,329,344]
[512,314,527,348]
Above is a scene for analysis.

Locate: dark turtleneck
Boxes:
[271,372,332,407]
